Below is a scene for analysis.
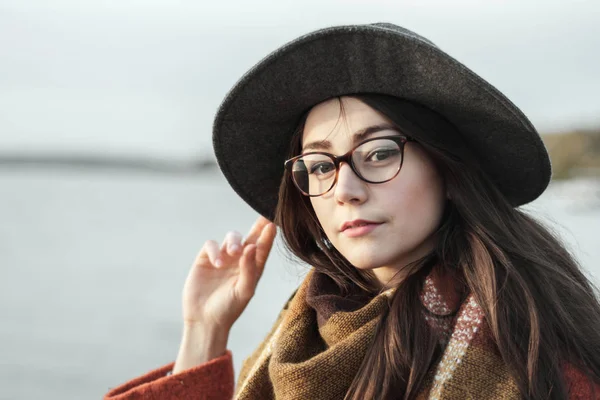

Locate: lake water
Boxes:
[0,167,598,400]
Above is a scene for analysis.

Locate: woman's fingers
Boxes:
[254,223,277,280]
[193,217,274,274]
[195,240,221,267]
[220,231,243,256]
[234,220,276,301]
[236,244,257,301]
[243,216,272,247]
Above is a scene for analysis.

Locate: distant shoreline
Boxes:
[0,153,219,174]
[2,128,599,179]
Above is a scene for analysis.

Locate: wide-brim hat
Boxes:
[212,22,551,221]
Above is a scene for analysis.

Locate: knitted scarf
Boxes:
[234,269,520,399]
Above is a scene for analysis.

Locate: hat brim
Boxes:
[212,23,551,221]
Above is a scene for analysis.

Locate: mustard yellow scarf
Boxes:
[234,269,519,399]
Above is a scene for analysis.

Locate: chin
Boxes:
[345,252,386,270]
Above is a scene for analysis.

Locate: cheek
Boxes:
[397,171,445,229]
[409,182,444,221]
[309,198,330,232]
[383,155,445,229]
[309,198,322,218]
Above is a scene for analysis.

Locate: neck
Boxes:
[372,266,410,290]
[371,234,438,289]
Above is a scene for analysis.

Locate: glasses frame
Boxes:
[284,135,414,197]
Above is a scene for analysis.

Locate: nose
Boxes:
[333,162,367,205]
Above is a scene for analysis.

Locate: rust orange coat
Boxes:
[104,350,600,399]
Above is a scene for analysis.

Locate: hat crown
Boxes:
[368,22,438,48]
[213,22,551,219]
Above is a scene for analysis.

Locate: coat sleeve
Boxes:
[565,362,600,399]
[103,350,234,400]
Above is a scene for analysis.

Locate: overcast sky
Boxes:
[1,0,598,159]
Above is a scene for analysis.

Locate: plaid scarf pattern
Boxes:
[233,269,520,399]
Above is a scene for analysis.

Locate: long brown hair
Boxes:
[273,93,600,399]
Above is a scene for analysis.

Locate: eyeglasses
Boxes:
[284,135,413,197]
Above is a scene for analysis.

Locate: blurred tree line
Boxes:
[542,129,600,180]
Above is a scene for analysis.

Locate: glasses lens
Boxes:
[291,153,336,196]
[352,138,402,182]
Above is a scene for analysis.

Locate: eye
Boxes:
[365,148,400,162]
[309,161,335,175]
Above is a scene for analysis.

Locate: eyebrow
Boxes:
[302,123,399,152]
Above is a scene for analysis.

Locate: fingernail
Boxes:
[230,244,240,253]
[215,258,222,267]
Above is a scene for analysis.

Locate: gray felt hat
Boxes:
[212,22,551,221]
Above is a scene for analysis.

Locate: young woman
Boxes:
[105,23,600,399]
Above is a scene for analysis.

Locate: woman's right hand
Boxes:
[181,216,277,334]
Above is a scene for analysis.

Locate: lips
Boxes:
[340,220,383,238]
[340,219,382,232]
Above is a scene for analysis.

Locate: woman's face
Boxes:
[302,96,446,287]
